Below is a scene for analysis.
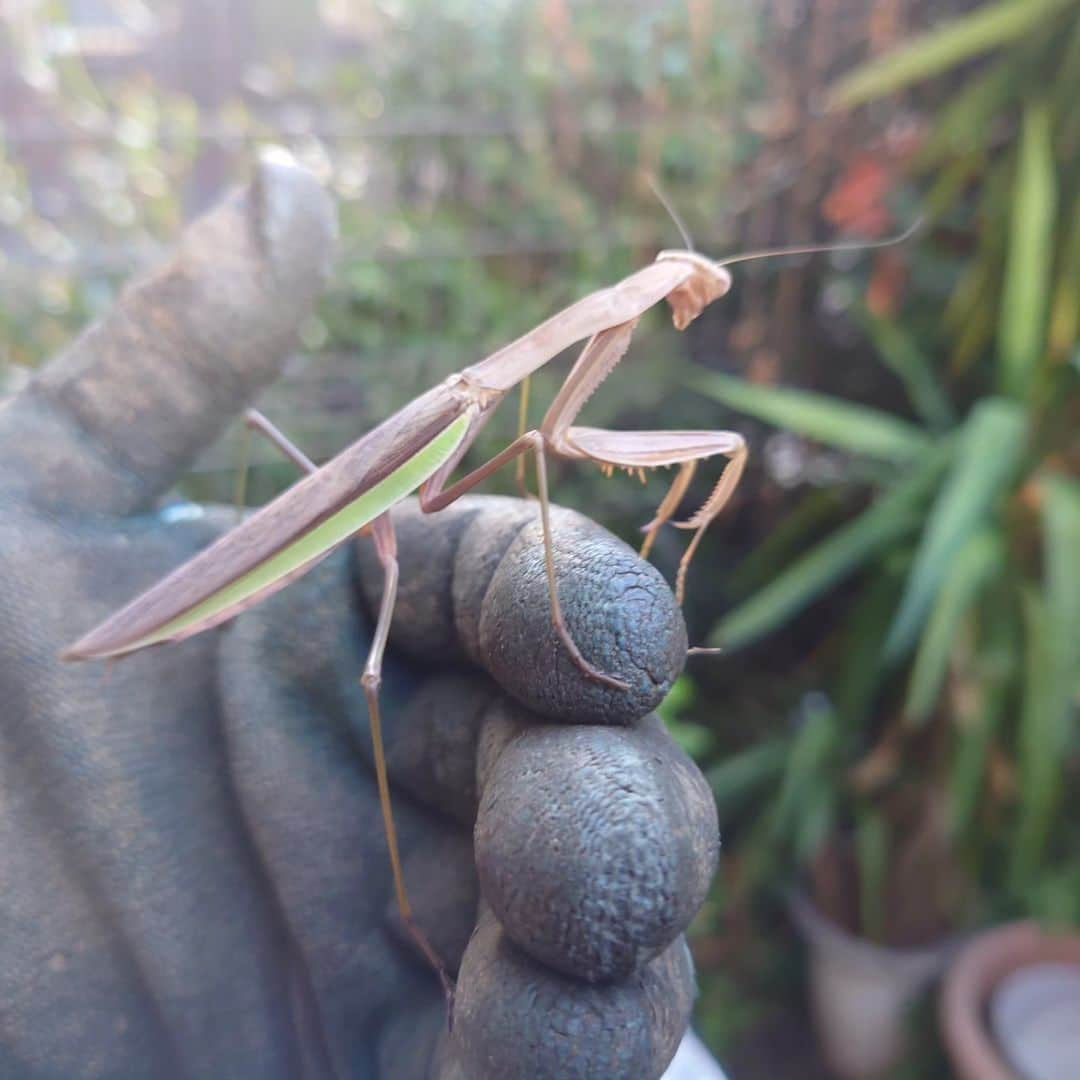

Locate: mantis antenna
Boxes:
[647,173,920,270]
[711,217,923,269]
[646,175,695,251]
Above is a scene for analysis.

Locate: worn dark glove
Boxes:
[0,154,718,1079]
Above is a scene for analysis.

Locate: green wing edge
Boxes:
[116,412,472,654]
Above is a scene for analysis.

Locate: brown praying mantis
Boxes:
[62,217,912,998]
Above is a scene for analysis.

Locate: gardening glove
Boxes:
[0,152,719,1080]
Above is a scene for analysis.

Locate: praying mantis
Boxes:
[62,218,910,998]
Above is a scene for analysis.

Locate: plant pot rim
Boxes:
[788,888,961,974]
[940,919,1080,1080]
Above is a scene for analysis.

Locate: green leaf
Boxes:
[916,59,1019,165]
[729,488,846,595]
[656,672,697,724]
[999,100,1057,399]
[1044,478,1080,711]
[666,717,716,760]
[707,739,788,815]
[829,0,1079,106]
[904,529,1004,725]
[884,400,1028,662]
[1011,589,1058,886]
[859,310,955,431]
[770,697,837,846]
[834,557,909,727]
[794,784,837,865]
[1048,191,1080,363]
[693,372,931,463]
[712,444,951,651]
[1014,478,1080,881]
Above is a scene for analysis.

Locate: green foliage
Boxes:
[829,0,1079,106]
[657,674,717,759]
[999,101,1057,399]
[884,398,1027,661]
[904,528,1002,724]
[711,444,948,650]
[693,371,932,463]
[699,0,1080,949]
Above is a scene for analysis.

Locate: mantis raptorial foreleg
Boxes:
[671,442,748,602]
[537,319,750,606]
[639,460,697,561]
[557,426,747,604]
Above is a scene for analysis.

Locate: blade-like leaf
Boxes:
[859,310,955,431]
[999,100,1057,399]
[904,529,1004,725]
[1014,478,1080,881]
[828,0,1078,106]
[712,444,951,651]
[793,784,837,865]
[693,372,931,463]
[917,59,1019,165]
[729,488,846,595]
[834,557,909,727]
[1048,191,1080,363]
[1044,478,1080,708]
[707,739,788,815]
[770,696,837,846]
[1011,588,1058,886]
[884,400,1028,662]
[116,412,473,653]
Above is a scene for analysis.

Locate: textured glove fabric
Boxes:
[0,154,718,1079]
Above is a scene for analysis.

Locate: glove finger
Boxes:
[437,906,695,1080]
[353,657,716,989]
[354,495,688,726]
[0,150,335,517]
[473,705,718,983]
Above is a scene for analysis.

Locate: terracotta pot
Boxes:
[789,890,957,1079]
[941,921,1080,1080]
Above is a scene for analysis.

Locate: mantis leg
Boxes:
[639,460,697,561]
[234,409,317,521]
[555,426,748,605]
[242,408,318,474]
[361,513,455,1004]
[533,320,749,601]
[419,432,629,692]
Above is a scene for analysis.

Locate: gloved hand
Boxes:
[0,153,718,1079]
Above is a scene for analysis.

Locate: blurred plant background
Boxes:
[2,0,1077,1075]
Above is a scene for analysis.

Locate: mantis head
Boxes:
[654,250,733,331]
[653,219,921,333]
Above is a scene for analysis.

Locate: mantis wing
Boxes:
[63,407,472,659]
